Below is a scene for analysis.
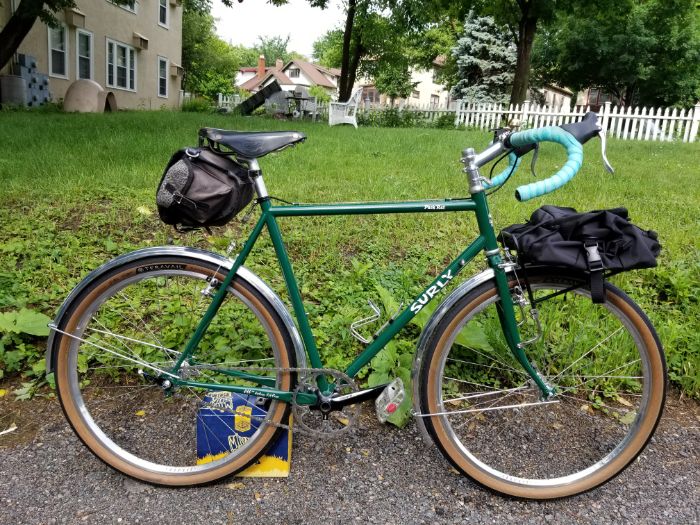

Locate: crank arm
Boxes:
[327,383,388,409]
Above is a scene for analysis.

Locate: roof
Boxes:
[240,68,293,92]
[284,60,337,89]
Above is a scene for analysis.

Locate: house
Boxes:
[237,56,341,97]
[0,0,183,109]
[358,57,453,109]
[575,88,620,111]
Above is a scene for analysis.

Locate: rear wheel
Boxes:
[418,269,666,499]
[52,255,296,486]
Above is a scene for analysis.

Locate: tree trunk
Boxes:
[344,35,362,98]
[338,0,357,101]
[0,0,44,71]
[509,13,538,106]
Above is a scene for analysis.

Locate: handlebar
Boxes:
[478,112,607,201]
[507,126,584,201]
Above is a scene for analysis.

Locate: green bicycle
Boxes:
[46,115,666,499]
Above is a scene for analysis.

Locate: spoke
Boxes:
[552,327,624,382]
[421,399,560,418]
[52,325,178,379]
[446,356,526,377]
[116,290,167,352]
[554,359,643,394]
[443,386,529,403]
[85,326,178,356]
[555,392,637,416]
[444,375,522,390]
[451,345,528,378]
[448,388,526,431]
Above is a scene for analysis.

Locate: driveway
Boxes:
[0,392,698,525]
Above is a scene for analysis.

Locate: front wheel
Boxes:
[418,269,666,499]
[51,255,296,486]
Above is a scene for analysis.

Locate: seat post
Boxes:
[243,157,269,199]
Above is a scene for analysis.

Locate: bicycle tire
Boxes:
[52,254,296,486]
[418,268,666,499]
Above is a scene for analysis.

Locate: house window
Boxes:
[48,25,68,78]
[588,88,600,106]
[363,87,379,103]
[288,68,300,78]
[107,39,136,91]
[430,94,439,107]
[76,30,93,80]
[158,56,168,98]
[411,90,420,99]
[110,0,136,13]
[158,0,168,27]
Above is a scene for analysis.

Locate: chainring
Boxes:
[292,369,360,438]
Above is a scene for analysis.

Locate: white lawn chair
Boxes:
[329,87,364,128]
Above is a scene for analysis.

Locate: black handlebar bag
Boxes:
[499,205,661,303]
[156,147,254,229]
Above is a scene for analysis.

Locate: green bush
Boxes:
[358,107,458,129]
[181,97,213,113]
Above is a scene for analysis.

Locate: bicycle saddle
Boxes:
[199,128,306,159]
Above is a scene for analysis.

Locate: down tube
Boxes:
[345,235,486,378]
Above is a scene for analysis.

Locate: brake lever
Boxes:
[530,143,539,177]
[599,130,615,174]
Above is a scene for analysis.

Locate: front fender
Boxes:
[410,267,507,446]
[46,246,306,373]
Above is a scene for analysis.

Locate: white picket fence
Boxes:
[455,100,700,143]
[217,93,242,111]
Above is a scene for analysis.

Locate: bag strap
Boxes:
[584,240,606,303]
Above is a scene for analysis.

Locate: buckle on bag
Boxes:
[584,240,606,304]
[584,240,604,272]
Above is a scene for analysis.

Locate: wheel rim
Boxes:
[429,277,661,491]
[57,263,289,478]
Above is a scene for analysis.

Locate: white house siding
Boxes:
[0,1,183,109]
[236,71,255,87]
[408,68,450,108]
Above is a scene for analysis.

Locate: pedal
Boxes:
[375,377,405,423]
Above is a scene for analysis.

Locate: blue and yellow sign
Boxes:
[196,392,292,477]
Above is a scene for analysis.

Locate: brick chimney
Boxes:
[257,55,265,77]
[275,59,284,70]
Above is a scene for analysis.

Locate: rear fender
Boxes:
[45,246,306,373]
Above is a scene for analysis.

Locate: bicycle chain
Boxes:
[173,366,358,437]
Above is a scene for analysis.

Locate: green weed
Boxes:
[0,112,697,400]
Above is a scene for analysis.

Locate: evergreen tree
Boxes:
[451,12,516,104]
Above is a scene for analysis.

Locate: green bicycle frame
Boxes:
[168,186,552,403]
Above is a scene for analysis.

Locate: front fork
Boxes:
[468,168,555,399]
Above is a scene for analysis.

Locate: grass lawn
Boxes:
[0,110,698,397]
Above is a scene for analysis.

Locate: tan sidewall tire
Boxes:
[422,277,666,499]
[55,261,293,486]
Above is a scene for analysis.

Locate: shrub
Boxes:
[181,97,213,113]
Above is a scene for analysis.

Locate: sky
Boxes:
[211,0,346,59]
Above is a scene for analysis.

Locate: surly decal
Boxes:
[410,270,454,314]
[136,263,186,273]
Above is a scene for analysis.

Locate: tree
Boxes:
[451,12,515,104]
[312,29,344,69]
[409,18,463,91]
[533,0,700,107]
[181,5,239,100]
[434,0,573,105]
[253,35,296,65]
[335,0,434,101]
[1,0,70,70]
[373,62,416,104]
